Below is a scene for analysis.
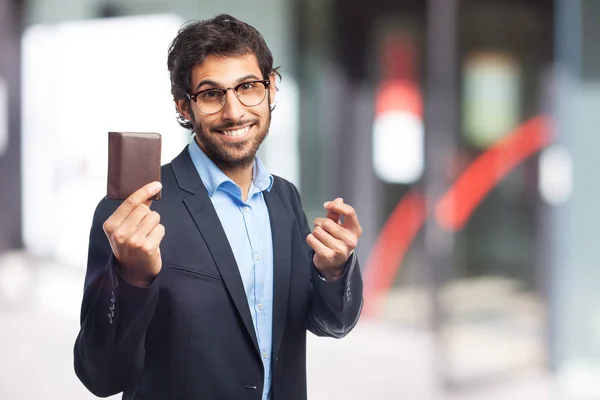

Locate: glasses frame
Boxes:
[186,79,271,115]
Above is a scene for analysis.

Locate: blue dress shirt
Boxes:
[188,139,274,400]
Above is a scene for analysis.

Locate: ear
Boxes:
[176,98,193,122]
[268,74,277,106]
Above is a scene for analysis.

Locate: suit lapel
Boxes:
[172,148,260,355]
[263,185,293,358]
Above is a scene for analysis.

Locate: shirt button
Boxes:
[254,253,260,261]
[243,206,250,213]
[262,352,268,360]
[257,303,264,311]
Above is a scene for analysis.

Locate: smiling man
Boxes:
[73,14,363,400]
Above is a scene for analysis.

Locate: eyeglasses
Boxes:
[187,80,271,115]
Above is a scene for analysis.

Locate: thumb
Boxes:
[324,198,342,223]
[326,209,341,223]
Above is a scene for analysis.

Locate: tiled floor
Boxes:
[0,251,561,399]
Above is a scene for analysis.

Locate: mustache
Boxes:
[211,120,257,131]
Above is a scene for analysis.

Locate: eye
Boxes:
[200,90,222,100]
[238,82,256,92]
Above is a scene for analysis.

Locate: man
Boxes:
[74,14,363,400]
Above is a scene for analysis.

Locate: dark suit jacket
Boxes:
[73,146,363,399]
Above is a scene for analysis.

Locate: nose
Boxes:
[220,89,245,122]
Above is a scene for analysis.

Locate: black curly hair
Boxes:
[167,14,279,130]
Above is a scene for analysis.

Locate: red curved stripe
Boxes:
[363,191,426,316]
[363,115,552,318]
[435,116,552,231]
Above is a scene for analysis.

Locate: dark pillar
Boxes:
[0,0,23,251]
[424,0,458,389]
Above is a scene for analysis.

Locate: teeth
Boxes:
[223,126,250,137]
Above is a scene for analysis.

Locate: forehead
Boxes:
[190,53,262,86]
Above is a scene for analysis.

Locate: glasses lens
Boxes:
[237,82,267,107]
[197,90,225,114]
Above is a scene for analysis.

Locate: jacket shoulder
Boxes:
[271,175,300,198]
[271,175,304,208]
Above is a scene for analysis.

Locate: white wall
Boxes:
[21,15,189,267]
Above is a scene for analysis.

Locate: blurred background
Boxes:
[0,0,598,398]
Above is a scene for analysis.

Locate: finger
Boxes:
[324,200,361,235]
[134,211,161,239]
[111,182,162,225]
[311,225,347,255]
[126,211,161,250]
[314,217,358,249]
[324,197,342,223]
[141,224,165,255]
[115,204,153,240]
[326,209,341,223]
[306,233,335,259]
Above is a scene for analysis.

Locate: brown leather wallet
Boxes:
[107,132,162,201]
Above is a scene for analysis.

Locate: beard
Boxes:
[191,110,271,169]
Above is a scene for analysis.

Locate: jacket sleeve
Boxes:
[73,198,160,397]
[289,183,364,339]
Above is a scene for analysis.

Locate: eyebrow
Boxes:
[194,74,262,91]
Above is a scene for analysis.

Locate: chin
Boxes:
[212,147,256,168]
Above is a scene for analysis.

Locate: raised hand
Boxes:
[102,182,165,287]
[306,198,362,280]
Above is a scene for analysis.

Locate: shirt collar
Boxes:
[188,136,273,198]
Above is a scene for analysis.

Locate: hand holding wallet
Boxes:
[107,132,162,200]
[103,181,165,287]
